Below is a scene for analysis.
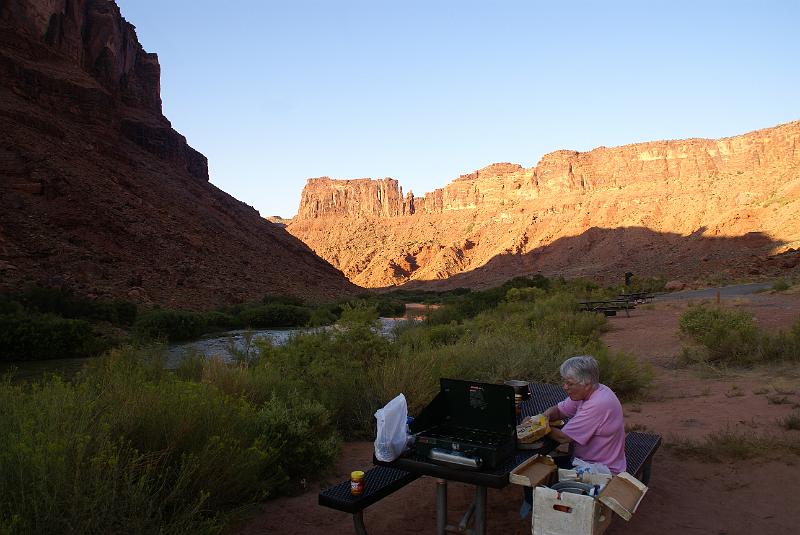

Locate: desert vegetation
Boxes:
[0,275,654,533]
[0,288,408,361]
[678,303,800,367]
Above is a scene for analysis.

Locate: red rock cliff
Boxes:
[0,0,207,180]
[289,121,800,288]
[0,0,358,307]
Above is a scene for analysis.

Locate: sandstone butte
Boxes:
[288,121,800,290]
[0,0,358,309]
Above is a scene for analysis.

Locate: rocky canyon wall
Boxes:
[0,0,207,180]
[288,121,800,289]
[0,0,357,307]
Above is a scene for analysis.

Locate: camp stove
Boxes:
[410,378,517,470]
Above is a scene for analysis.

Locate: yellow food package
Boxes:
[516,414,551,443]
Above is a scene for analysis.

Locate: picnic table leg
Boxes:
[436,479,447,535]
[474,485,487,535]
[353,511,368,535]
[639,456,653,485]
[457,500,476,531]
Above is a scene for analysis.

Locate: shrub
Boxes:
[772,279,791,292]
[371,297,406,317]
[307,306,338,327]
[238,304,311,328]
[0,347,342,533]
[202,311,239,331]
[679,306,800,365]
[134,309,207,342]
[13,287,137,326]
[0,313,95,361]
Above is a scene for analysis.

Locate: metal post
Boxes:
[474,485,487,535]
[436,478,448,535]
[458,500,476,531]
[353,511,368,535]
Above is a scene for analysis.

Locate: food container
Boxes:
[517,414,550,444]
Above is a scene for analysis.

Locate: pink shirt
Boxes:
[557,383,627,474]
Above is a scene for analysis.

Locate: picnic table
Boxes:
[371,384,565,535]
[319,382,661,535]
[578,299,636,317]
[618,292,656,303]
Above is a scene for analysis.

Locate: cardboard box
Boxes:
[509,454,556,487]
[531,472,647,535]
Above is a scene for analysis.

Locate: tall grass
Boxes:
[0,347,339,534]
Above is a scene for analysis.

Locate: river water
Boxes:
[2,313,423,381]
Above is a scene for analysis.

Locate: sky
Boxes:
[115,0,800,218]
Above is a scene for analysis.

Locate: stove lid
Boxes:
[411,378,517,437]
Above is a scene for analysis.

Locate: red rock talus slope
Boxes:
[0,0,357,308]
[288,121,800,289]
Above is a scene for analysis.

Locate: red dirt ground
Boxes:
[234,292,800,534]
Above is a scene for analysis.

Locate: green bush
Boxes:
[238,304,311,328]
[679,306,800,365]
[12,287,137,326]
[134,309,207,342]
[371,298,406,317]
[772,279,791,292]
[0,313,95,361]
[307,306,338,327]
[0,348,341,533]
[201,311,239,331]
[679,306,762,365]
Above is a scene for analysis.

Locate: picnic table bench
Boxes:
[318,465,419,535]
[578,299,636,317]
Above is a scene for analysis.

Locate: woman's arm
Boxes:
[543,404,563,422]
[547,426,572,444]
[542,404,572,444]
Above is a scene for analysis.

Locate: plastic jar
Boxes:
[350,470,365,496]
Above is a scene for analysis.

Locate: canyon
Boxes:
[288,121,800,289]
[0,0,357,308]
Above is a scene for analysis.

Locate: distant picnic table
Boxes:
[617,292,656,303]
[578,299,635,317]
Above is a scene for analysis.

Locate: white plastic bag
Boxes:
[572,458,612,476]
[374,393,409,462]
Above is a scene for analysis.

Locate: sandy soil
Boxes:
[235,292,800,534]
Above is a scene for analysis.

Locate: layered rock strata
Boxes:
[0,0,357,307]
[289,121,800,288]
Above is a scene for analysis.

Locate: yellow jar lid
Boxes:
[351,470,365,479]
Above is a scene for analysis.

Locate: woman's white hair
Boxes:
[560,355,600,386]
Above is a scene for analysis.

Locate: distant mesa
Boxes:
[0,0,357,308]
[288,120,800,289]
[266,216,292,228]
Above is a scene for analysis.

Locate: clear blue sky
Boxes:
[116,0,799,218]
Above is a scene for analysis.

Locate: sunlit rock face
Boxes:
[289,121,800,289]
[0,0,358,308]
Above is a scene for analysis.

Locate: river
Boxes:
[2,311,425,382]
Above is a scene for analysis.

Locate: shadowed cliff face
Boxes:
[0,0,358,308]
[288,121,800,288]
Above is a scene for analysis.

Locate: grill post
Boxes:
[436,479,447,535]
[474,485,487,535]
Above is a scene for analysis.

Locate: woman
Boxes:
[543,355,626,473]
[521,355,626,518]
